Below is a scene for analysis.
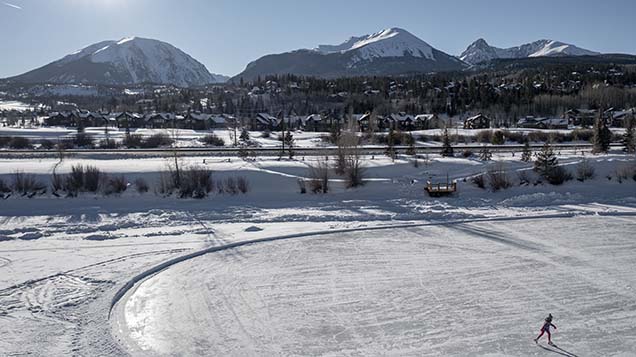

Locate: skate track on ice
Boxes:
[111,209,636,356]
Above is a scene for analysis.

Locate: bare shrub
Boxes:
[0,136,10,148]
[123,134,144,148]
[157,170,178,195]
[308,160,330,194]
[297,179,307,194]
[223,177,238,195]
[99,138,119,149]
[9,137,32,149]
[105,176,128,195]
[462,150,474,158]
[237,176,250,194]
[0,178,11,193]
[51,173,65,192]
[66,165,85,193]
[471,174,486,189]
[142,133,173,148]
[615,164,636,184]
[547,166,573,185]
[179,167,214,198]
[575,160,596,182]
[40,139,56,150]
[12,171,45,194]
[345,158,366,188]
[74,133,94,148]
[84,166,102,192]
[487,164,513,191]
[134,178,149,194]
[201,134,225,146]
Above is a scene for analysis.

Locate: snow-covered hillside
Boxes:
[460,38,600,65]
[316,27,436,63]
[8,37,228,87]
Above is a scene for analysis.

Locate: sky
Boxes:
[0,0,635,78]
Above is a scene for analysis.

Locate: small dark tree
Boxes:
[521,140,532,162]
[623,115,635,153]
[284,130,295,159]
[385,128,396,160]
[406,133,416,156]
[440,127,454,157]
[592,116,612,154]
[479,146,492,161]
[534,143,558,178]
[239,128,250,143]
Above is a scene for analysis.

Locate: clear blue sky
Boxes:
[1,0,634,78]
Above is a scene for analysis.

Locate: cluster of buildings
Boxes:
[41,110,448,132]
[30,107,636,132]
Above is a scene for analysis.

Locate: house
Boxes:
[183,112,212,130]
[304,114,325,132]
[607,108,635,128]
[45,111,78,127]
[252,113,278,131]
[414,114,443,130]
[387,113,414,131]
[113,112,145,128]
[209,114,234,129]
[564,109,597,126]
[145,113,177,128]
[464,113,491,129]
[517,116,568,129]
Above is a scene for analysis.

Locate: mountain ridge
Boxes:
[5,37,228,87]
[460,38,600,65]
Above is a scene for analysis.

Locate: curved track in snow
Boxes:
[111,210,636,355]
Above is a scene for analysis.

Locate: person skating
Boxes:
[534,313,557,345]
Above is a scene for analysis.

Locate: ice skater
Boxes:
[534,313,557,345]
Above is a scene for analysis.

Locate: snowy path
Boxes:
[114,215,636,356]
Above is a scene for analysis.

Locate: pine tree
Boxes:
[406,133,416,156]
[385,128,396,160]
[479,146,492,161]
[521,140,532,162]
[534,142,558,178]
[284,130,295,159]
[440,127,454,157]
[623,115,635,153]
[592,115,612,154]
[239,128,250,143]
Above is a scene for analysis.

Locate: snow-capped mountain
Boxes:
[7,37,228,87]
[235,28,465,81]
[460,38,600,65]
[315,28,436,63]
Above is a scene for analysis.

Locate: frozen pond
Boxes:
[116,216,636,356]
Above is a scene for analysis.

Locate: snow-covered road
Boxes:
[114,215,636,356]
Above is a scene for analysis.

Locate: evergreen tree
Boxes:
[479,146,492,161]
[534,143,558,178]
[623,115,635,153]
[239,128,250,143]
[592,115,612,154]
[385,128,396,160]
[284,130,295,159]
[440,127,454,157]
[406,133,416,156]
[521,140,532,162]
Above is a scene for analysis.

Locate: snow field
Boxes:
[114,216,636,356]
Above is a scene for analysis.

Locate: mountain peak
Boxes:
[460,38,600,65]
[315,27,435,62]
[9,37,228,86]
